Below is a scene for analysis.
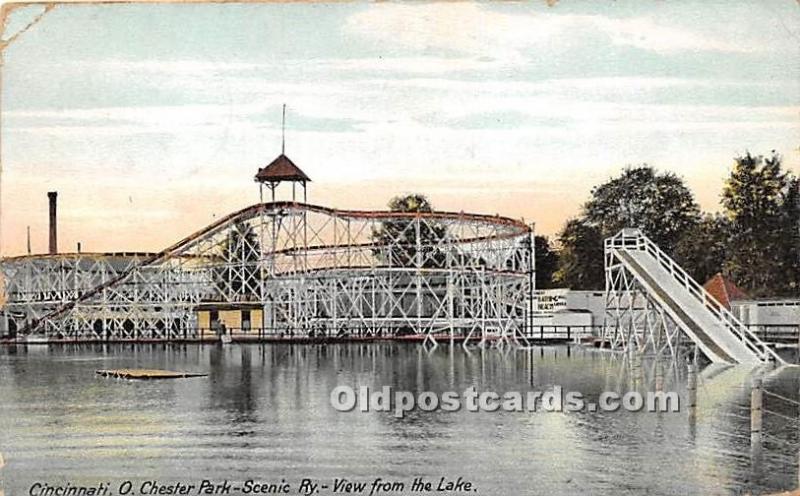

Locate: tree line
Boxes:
[536,152,799,298]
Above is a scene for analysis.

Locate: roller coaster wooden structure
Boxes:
[1,202,535,346]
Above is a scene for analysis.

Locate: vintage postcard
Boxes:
[0,2,798,495]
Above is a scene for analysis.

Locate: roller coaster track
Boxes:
[16,201,531,337]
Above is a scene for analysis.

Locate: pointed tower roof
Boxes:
[703,273,749,309]
[255,154,311,183]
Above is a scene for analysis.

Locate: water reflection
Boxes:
[0,343,797,495]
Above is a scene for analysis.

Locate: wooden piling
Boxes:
[751,378,763,444]
[631,352,643,389]
[749,377,764,472]
[687,363,697,425]
[655,359,664,393]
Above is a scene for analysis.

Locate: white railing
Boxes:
[606,229,783,363]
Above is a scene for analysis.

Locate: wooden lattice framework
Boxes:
[1,202,534,346]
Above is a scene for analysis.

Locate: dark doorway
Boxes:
[242,310,251,332]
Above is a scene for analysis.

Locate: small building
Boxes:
[530,289,605,336]
[255,153,311,202]
[731,299,800,330]
[195,302,264,337]
[563,290,606,321]
[703,273,749,310]
[702,273,799,339]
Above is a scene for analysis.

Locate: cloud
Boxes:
[344,3,557,63]
[344,3,753,59]
[6,76,797,137]
[590,15,748,54]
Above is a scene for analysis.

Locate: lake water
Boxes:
[0,344,798,496]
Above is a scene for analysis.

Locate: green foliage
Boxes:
[553,219,604,290]
[387,194,434,214]
[674,213,729,285]
[784,176,800,295]
[534,235,558,289]
[584,165,700,254]
[555,165,700,289]
[372,194,446,268]
[722,152,799,297]
[722,152,787,224]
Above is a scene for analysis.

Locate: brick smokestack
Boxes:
[48,191,57,254]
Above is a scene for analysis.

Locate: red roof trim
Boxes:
[255,154,311,183]
[703,273,749,309]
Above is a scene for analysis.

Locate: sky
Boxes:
[0,1,798,255]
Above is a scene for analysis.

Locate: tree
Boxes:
[584,165,700,254]
[722,152,799,297]
[673,213,729,284]
[218,221,261,299]
[555,165,700,290]
[371,194,446,268]
[553,219,604,290]
[534,235,559,289]
[783,176,800,295]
